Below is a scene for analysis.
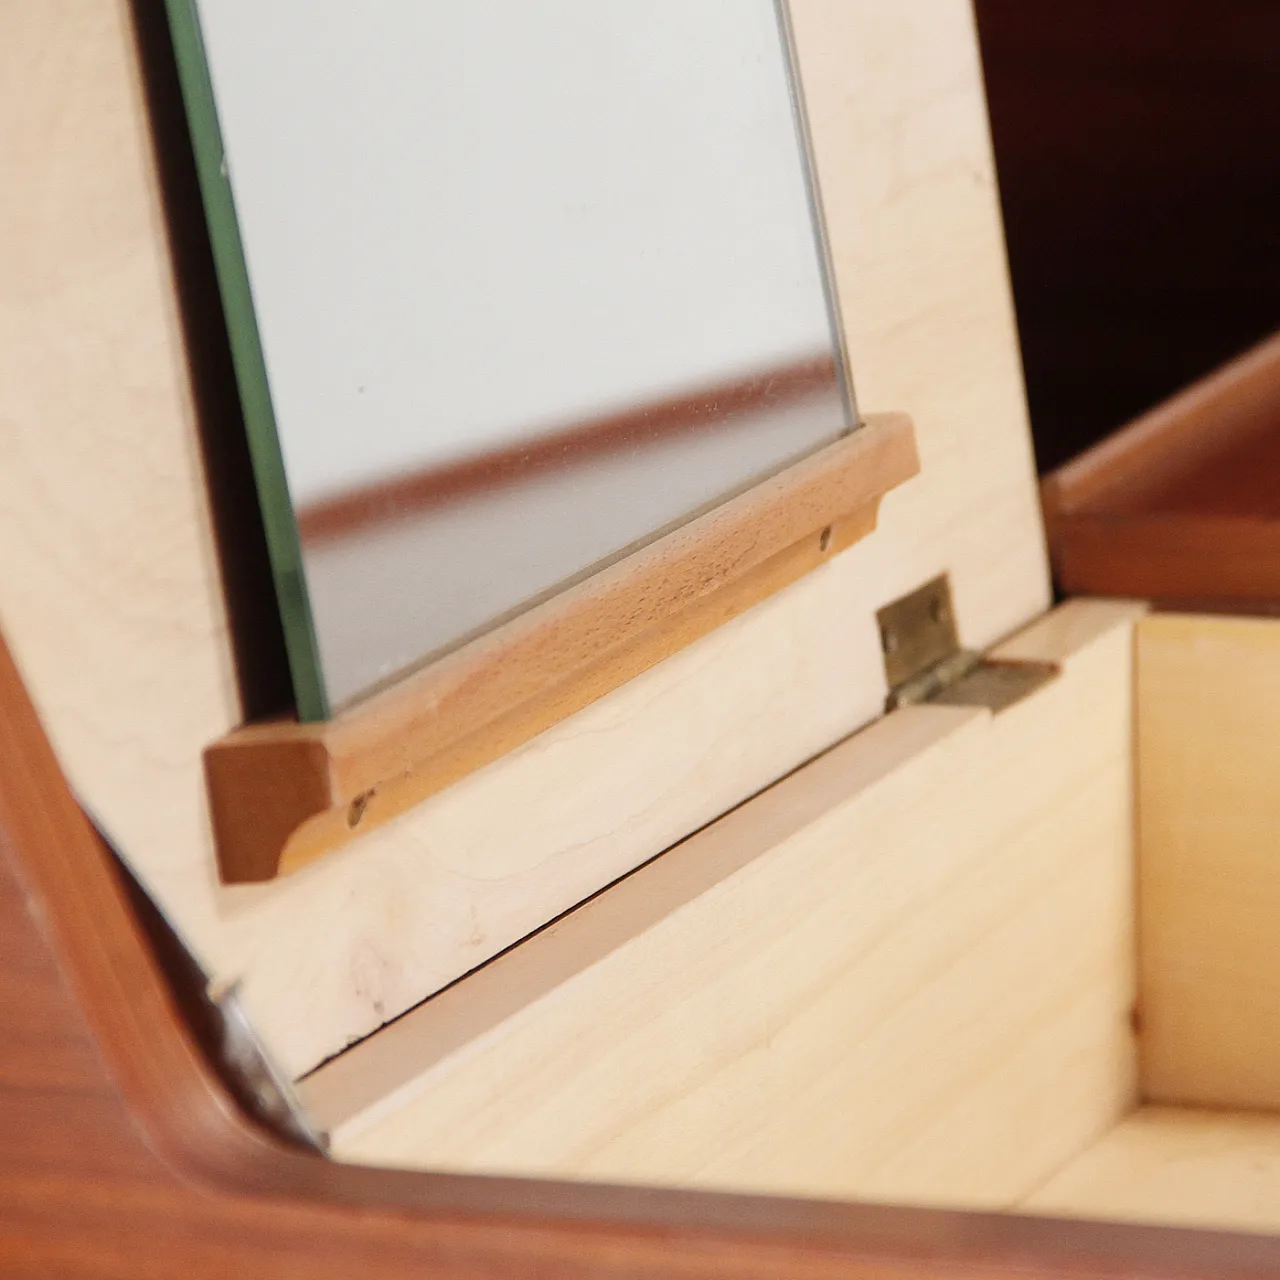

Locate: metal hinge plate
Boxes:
[877,575,1057,713]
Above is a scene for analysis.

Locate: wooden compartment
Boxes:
[295,602,1280,1239]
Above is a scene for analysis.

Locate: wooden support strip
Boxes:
[205,412,919,882]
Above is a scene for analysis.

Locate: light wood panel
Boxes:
[1023,1106,1280,1235]
[0,0,1047,1076]
[316,601,1139,1206]
[1137,612,1280,1111]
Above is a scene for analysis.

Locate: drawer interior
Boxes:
[296,600,1280,1236]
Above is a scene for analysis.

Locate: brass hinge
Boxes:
[877,575,1057,713]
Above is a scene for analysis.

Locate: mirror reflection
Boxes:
[175,0,853,718]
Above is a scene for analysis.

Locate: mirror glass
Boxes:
[169,0,854,719]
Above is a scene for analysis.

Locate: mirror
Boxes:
[168,0,854,720]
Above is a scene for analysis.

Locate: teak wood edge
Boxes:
[1041,331,1280,603]
[6,617,1280,1277]
[206,413,919,883]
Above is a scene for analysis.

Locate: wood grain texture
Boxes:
[6,620,1273,1280]
[1023,1106,1280,1235]
[1136,612,1280,1110]
[0,0,1047,1076]
[209,417,917,882]
[317,601,1141,1208]
[1042,333,1280,604]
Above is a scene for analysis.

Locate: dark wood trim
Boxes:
[973,0,1280,476]
[295,354,841,544]
[1042,331,1280,602]
[6,622,1280,1275]
[206,413,919,883]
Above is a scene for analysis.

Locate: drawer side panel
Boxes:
[316,601,1140,1209]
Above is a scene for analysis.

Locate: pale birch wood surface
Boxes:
[1137,612,1280,1111]
[317,602,1140,1206]
[0,0,1047,1076]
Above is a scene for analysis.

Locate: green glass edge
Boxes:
[163,0,330,722]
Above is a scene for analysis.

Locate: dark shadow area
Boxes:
[128,2,294,721]
[975,0,1280,473]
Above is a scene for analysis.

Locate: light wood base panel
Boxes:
[1137,612,1280,1111]
[310,600,1142,1207]
[1023,1106,1280,1235]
